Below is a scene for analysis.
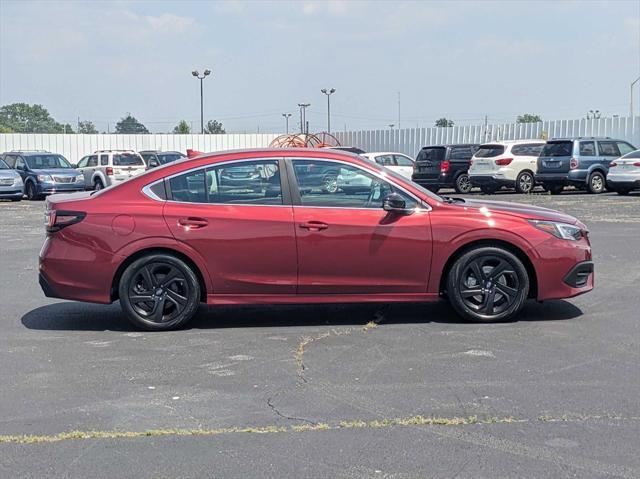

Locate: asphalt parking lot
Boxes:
[0,190,639,478]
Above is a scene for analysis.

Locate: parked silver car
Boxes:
[76,150,147,190]
[0,158,23,201]
[606,149,640,195]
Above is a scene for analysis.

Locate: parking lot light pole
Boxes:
[321,88,335,133]
[631,76,640,118]
[298,103,310,134]
[282,113,292,134]
[192,69,211,133]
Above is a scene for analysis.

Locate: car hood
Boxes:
[0,169,20,179]
[31,168,79,176]
[458,198,580,225]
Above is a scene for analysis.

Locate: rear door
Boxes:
[163,158,297,295]
[289,158,432,294]
[538,140,574,173]
[414,147,446,180]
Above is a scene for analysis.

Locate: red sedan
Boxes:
[39,148,594,331]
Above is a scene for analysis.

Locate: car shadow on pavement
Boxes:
[21,299,583,332]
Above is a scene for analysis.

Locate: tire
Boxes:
[94,179,104,191]
[454,174,472,194]
[616,189,631,196]
[587,171,605,194]
[118,254,201,331]
[446,246,529,323]
[547,184,564,195]
[321,174,338,194]
[515,171,534,194]
[25,181,41,200]
[480,185,497,195]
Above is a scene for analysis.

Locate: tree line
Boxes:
[0,103,225,134]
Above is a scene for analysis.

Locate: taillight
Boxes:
[440,160,450,173]
[570,158,579,169]
[609,162,617,167]
[45,210,86,233]
[634,162,640,167]
[106,167,114,176]
[469,159,473,166]
[494,158,513,166]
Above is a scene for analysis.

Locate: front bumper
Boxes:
[0,188,23,199]
[37,182,85,195]
[564,261,594,288]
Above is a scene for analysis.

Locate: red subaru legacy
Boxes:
[39,148,593,331]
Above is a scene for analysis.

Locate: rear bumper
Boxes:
[606,176,640,190]
[470,175,515,188]
[535,170,587,186]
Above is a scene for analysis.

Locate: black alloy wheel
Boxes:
[447,247,529,322]
[119,254,200,330]
[454,174,472,194]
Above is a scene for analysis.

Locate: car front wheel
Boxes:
[446,246,529,322]
[26,181,41,200]
[119,254,201,331]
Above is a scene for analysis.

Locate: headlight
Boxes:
[529,220,583,240]
[76,174,84,182]
[37,174,52,183]
[14,175,23,185]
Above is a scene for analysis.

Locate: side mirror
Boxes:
[71,163,77,168]
[383,193,411,214]
[148,159,159,168]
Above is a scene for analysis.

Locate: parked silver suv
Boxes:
[76,150,146,190]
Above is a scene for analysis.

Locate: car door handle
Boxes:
[178,217,208,229]
[299,221,328,231]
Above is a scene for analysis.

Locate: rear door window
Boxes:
[474,145,505,158]
[597,141,620,157]
[541,141,573,157]
[511,144,544,156]
[579,141,596,156]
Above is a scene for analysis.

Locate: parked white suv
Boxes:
[361,152,415,179]
[469,140,545,194]
[76,150,147,190]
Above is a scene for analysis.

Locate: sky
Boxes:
[1,0,639,133]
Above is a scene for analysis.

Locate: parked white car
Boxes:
[361,152,415,179]
[606,149,640,195]
[469,140,545,194]
[76,150,147,190]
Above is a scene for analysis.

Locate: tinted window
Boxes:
[579,141,596,156]
[416,147,445,162]
[77,157,89,168]
[616,142,635,156]
[25,154,72,169]
[394,155,414,166]
[113,153,144,166]
[474,145,505,158]
[620,149,640,159]
[292,159,416,209]
[450,147,473,160]
[87,155,98,167]
[541,141,573,157]
[0,159,9,169]
[511,144,544,156]
[169,160,282,205]
[100,154,109,166]
[597,141,620,157]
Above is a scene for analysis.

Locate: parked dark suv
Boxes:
[535,137,636,194]
[411,144,479,193]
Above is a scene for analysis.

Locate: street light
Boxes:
[297,103,310,134]
[587,110,601,120]
[192,68,211,133]
[388,124,395,130]
[320,88,335,133]
[282,113,292,134]
[631,76,640,118]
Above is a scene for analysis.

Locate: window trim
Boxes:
[285,157,430,211]
[144,157,291,207]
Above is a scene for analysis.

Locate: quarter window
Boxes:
[169,160,282,205]
[292,159,416,209]
[579,141,596,156]
[597,141,620,157]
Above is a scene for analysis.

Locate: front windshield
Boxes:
[25,154,72,169]
[0,159,9,169]
[158,153,184,164]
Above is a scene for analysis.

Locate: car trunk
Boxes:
[414,147,446,179]
[471,144,505,173]
[538,141,574,173]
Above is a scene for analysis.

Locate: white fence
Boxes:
[0,133,280,164]
[335,116,640,156]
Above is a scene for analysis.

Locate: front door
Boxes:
[163,158,297,295]
[289,159,432,294]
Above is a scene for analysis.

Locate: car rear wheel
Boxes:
[321,174,338,194]
[446,246,529,323]
[454,174,472,194]
[480,185,497,194]
[547,184,564,195]
[119,254,201,331]
[94,179,104,191]
[515,171,534,194]
[587,172,605,194]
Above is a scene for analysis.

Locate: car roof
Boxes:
[420,144,479,148]
[548,137,613,141]
[479,139,546,146]
[3,150,55,156]
[364,151,413,157]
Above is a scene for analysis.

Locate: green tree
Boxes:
[517,113,542,123]
[0,124,13,133]
[173,120,191,134]
[0,103,70,133]
[77,120,98,134]
[204,119,225,134]
[434,118,454,128]
[115,113,149,134]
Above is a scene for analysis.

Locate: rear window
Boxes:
[474,145,505,158]
[416,147,445,162]
[511,144,544,156]
[113,154,144,166]
[621,150,640,159]
[541,141,573,157]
